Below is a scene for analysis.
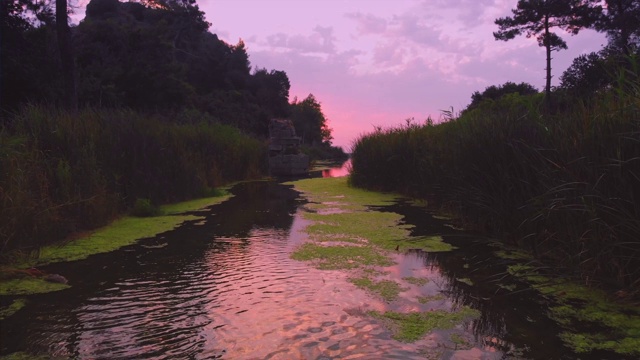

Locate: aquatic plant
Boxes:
[0,299,26,320]
[368,307,480,342]
[291,243,393,270]
[402,276,429,286]
[349,277,407,302]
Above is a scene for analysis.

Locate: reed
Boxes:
[0,105,266,255]
[350,83,640,292]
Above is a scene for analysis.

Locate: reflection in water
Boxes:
[321,159,351,178]
[0,164,623,359]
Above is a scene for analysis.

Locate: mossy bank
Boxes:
[0,191,233,298]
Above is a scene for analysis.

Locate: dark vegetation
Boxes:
[0,0,346,256]
[351,0,640,296]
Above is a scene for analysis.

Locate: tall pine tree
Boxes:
[494,0,597,104]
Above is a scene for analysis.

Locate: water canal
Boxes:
[0,161,633,359]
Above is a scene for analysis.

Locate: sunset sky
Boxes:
[81,0,608,149]
[199,0,610,149]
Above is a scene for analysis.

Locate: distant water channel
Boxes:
[0,161,625,359]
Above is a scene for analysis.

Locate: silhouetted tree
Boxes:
[592,0,640,56]
[494,0,598,103]
[290,94,333,146]
[251,68,291,118]
[559,50,617,97]
[57,0,77,110]
[1,0,59,111]
[465,81,538,112]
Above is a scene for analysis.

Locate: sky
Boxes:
[77,0,608,149]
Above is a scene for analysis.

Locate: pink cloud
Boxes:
[345,12,387,35]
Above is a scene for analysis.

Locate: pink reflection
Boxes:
[322,159,351,178]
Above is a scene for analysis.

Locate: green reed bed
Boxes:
[350,88,640,293]
[0,105,266,255]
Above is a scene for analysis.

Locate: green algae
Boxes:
[349,277,407,302]
[290,243,393,270]
[368,307,480,342]
[456,278,474,286]
[288,176,399,209]
[16,192,233,268]
[417,294,445,303]
[506,261,640,356]
[0,278,69,296]
[289,177,453,252]
[403,276,429,286]
[0,298,27,319]
[0,353,54,360]
[450,333,473,350]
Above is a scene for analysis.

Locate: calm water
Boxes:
[0,162,625,359]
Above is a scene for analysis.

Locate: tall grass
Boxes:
[0,105,266,254]
[351,86,640,291]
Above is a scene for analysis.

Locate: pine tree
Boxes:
[494,0,598,104]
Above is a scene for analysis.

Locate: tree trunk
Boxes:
[544,15,552,109]
[56,0,77,110]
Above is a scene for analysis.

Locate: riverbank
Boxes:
[0,190,235,298]
[0,106,266,257]
[350,90,640,298]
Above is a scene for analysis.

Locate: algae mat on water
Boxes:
[0,191,233,296]
[507,261,640,356]
[287,176,467,344]
[289,177,453,253]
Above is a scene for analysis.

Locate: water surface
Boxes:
[0,163,626,359]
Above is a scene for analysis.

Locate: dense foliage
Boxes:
[464,82,538,113]
[0,106,266,254]
[0,0,346,254]
[351,73,640,294]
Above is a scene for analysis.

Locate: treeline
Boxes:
[350,0,640,293]
[1,0,339,142]
[0,0,345,255]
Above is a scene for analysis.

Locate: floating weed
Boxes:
[362,268,390,276]
[0,352,51,360]
[456,278,474,286]
[0,278,69,296]
[303,211,412,249]
[288,177,399,208]
[0,298,27,320]
[417,294,445,303]
[289,177,454,252]
[508,262,640,356]
[402,276,429,286]
[368,307,480,342]
[395,235,454,252]
[450,332,473,350]
[349,277,407,302]
[290,243,393,270]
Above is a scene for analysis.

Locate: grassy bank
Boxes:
[0,190,233,296]
[0,105,266,256]
[350,88,640,294]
